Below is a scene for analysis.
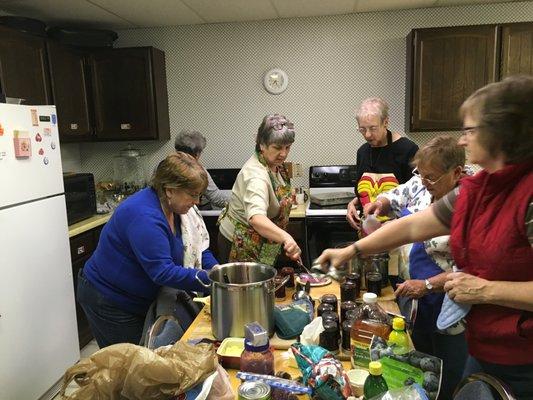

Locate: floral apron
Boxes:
[220,152,293,265]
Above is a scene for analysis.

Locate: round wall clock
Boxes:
[263,68,288,94]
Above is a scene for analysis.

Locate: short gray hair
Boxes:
[174,130,207,157]
[255,114,295,152]
[355,97,389,123]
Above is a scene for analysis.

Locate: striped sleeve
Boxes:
[432,187,460,228]
[526,200,533,246]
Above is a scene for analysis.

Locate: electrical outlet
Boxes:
[294,163,303,177]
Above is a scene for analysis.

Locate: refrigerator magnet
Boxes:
[50,141,56,150]
[51,114,57,125]
[39,115,51,122]
[13,130,31,158]
[35,133,42,142]
[0,123,4,136]
[31,109,39,126]
[43,156,49,165]
[43,127,51,136]
[38,148,44,155]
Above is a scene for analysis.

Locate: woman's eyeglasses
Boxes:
[412,168,448,186]
[461,126,480,136]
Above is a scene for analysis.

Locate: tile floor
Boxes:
[53,340,100,399]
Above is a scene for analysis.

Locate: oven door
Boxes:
[305,215,358,265]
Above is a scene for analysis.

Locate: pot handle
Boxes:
[271,274,290,293]
[195,270,211,289]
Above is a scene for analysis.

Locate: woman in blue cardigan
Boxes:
[78,152,218,348]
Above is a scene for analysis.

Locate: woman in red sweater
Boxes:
[318,75,533,398]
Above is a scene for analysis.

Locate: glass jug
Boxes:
[113,145,145,195]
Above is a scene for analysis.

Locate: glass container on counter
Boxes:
[113,145,146,195]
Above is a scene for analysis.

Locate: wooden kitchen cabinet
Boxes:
[501,22,533,78]
[69,226,104,349]
[89,47,170,141]
[47,41,93,141]
[0,26,52,105]
[406,25,499,131]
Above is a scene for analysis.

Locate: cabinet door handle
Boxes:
[120,123,132,130]
[77,245,86,255]
[70,123,78,130]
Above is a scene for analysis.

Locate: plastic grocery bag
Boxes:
[368,384,429,400]
[60,341,217,400]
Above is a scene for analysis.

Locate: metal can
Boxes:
[238,381,272,400]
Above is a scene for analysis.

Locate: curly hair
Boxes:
[460,75,533,164]
[255,114,295,152]
[412,135,465,172]
[174,130,207,157]
[356,97,390,123]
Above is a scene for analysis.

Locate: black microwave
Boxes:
[63,173,97,225]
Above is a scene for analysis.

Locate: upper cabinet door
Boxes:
[501,22,533,78]
[407,25,499,131]
[90,47,169,140]
[47,41,92,141]
[0,26,51,105]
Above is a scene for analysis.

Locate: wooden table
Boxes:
[181,280,400,396]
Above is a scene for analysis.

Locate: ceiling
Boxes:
[0,0,523,30]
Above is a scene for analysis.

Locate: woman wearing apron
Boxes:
[363,136,471,399]
[217,114,300,265]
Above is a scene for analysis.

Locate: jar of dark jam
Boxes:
[274,275,286,299]
[340,280,357,302]
[345,272,361,298]
[317,302,334,317]
[280,267,295,288]
[340,301,357,323]
[319,320,339,354]
[342,318,355,352]
[367,271,383,297]
[320,293,338,313]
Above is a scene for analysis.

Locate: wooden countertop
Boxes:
[68,213,112,237]
[181,279,399,395]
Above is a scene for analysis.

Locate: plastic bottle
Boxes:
[350,293,392,368]
[387,317,409,354]
[240,322,275,375]
[363,361,389,399]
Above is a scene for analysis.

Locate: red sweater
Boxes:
[449,161,533,365]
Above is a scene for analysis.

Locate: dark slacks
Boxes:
[77,270,145,348]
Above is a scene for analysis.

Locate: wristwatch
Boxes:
[424,279,433,291]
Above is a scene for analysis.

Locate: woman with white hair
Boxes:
[346,97,419,229]
[217,114,301,265]
[175,129,230,208]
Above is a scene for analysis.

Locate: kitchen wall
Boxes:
[62,1,533,186]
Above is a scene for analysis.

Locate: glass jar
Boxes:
[280,267,295,288]
[240,341,274,375]
[317,302,334,317]
[345,272,361,297]
[340,301,357,323]
[319,320,339,354]
[320,293,338,313]
[112,145,146,195]
[274,275,286,300]
[340,280,358,302]
[366,272,383,297]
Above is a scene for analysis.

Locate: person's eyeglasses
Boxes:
[185,191,202,200]
[358,125,380,134]
[461,126,480,136]
[412,167,448,186]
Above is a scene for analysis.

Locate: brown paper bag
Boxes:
[60,342,216,400]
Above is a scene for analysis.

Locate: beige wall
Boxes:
[64,1,533,185]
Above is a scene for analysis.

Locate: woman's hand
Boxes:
[346,198,361,230]
[394,279,427,299]
[363,200,384,217]
[444,272,491,304]
[282,235,301,261]
[315,245,355,270]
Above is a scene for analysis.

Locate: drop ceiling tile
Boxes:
[271,0,356,18]
[181,0,278,23]
[0,0,134,29]
[355,0,436,13]
[91,0,204,27]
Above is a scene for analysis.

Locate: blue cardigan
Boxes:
[84,188,218,314]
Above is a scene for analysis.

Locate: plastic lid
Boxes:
[368,361,383,375]
[393,317,405,331]
[244,339,270,353]
[363,292,378,304]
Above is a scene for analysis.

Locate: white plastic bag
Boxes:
[300,316,325,346]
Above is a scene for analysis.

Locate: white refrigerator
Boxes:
[0,104,79,399]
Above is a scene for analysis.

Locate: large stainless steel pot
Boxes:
[196,262,288,340]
